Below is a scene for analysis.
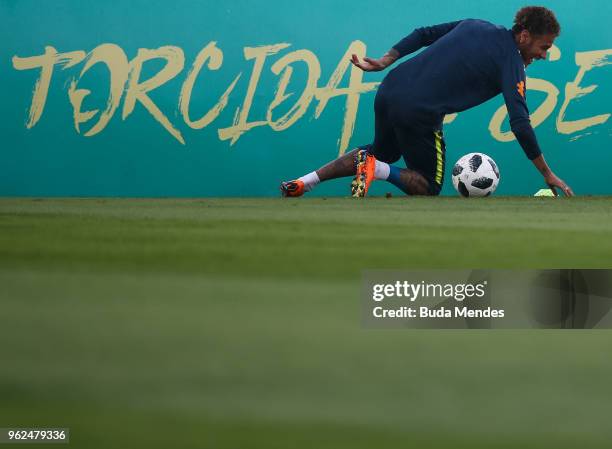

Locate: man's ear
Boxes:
[519,30,531,45]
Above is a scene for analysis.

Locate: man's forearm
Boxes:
[381,48,400,68]
[531,154,552,177]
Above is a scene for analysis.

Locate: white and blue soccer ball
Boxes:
[451,153,500,197]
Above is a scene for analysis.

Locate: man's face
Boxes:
[517,30,556,67]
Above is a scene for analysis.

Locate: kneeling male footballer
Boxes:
[280,6,574,197]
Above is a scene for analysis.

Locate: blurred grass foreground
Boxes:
[1,197,612,449]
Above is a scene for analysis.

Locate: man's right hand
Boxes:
[531,154,574,197]
[544,172,574,197]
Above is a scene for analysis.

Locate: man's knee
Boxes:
[400,169,431,195]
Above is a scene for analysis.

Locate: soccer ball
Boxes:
[451,153,500,197]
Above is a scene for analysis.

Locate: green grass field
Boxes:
[1,197,612,449]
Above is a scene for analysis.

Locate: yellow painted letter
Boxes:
[267,49,321,131]
[68,44,129,136]
[123,46,186,144]
[179,42,241,130]
[489,77,559,142]
[556,49,612,134]
[12,46,85,128]
[314,41,379,155]
[218,43,290,144]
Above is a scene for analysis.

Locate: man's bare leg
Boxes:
[280,149,360,197]
[316,148,431,195]
[315,148,360,181]
[281,148,433,196]
[393,168,431,195]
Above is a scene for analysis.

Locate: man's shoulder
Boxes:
[458,18,508,33]
[455,19,514,55]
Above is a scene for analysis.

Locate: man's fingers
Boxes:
[350,54,369,71]
[555,180,574,197]
[363,57,381,67]
[548,184,558,196]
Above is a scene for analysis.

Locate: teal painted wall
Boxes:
[1,0,610,196]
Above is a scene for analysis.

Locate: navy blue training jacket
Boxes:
[384,19,541,159]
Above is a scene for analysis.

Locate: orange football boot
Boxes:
[280,180,305,197]
[351,149,376,197]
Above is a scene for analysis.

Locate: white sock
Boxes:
[298,171,320,192]
[374,160,390,180]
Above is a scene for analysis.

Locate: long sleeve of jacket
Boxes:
[392,21,463,58]
[501,52,542,160]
